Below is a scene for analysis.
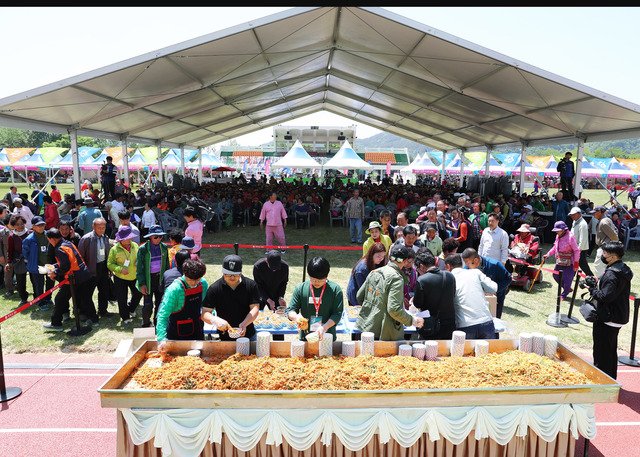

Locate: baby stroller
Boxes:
[506,233,543,292]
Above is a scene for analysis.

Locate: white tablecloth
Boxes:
[121,404,596,457]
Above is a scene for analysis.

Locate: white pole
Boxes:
[70,129,81,198]
[198,147,203,183]
[121,137,130,188]
[575,139,584,201]
[485,147,491,176]
[157,143,163,182]
[440,151,445,183]
[459,151,464,187]
[519,143,527,196]
[180,144,185,176]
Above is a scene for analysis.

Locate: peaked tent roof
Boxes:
[127,150,151,169]
[412,154,440,173]
[0,152,11,167]
[186,152,224,169]
[606,157,634,178]
[271,140,321,169]
[1,8,640,153]
[37,147,68,165]
[15,151,47,170]
[323,140,373,170]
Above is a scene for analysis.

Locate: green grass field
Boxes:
[0,183,637,355]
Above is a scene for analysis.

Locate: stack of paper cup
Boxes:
[532,332,545,356]
[450,331,466,357]
[544,335,558,358]
[236,337,250,356]
[256,331,271,357]
[319,333,334,357]
[412,343,426,360]
[360,332,375,356]
[425,341,438,361]
[519,333,532,353]
[290,340,306,358]
[187,349,201,357]
[398,344,412,357]
[475,340,489,357]
[342,341,356,357]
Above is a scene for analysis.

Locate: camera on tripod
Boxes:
[579,276,598,290]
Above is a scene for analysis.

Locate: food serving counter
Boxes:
[100,339,618,457]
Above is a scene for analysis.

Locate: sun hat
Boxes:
[83,198,94,206]
[115,225,137,243]
[365,221,383,235]
[552,221,569,232]
[516,224,531,233]
[522,205,533,211]
[178,236,195,249]
[222,254,243,275]
[144,225,166,238]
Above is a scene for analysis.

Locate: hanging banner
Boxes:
[4,148,34,164]
[386,161,391,176]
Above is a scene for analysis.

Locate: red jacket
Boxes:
[44,204,59,230]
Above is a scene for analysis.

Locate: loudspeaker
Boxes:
[284,135,292,140]
[337,135,345,140]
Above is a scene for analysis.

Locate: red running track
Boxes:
[1,351,639,457]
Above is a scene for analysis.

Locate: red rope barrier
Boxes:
[0,279,69,324]
[201,244,362,250]
[508,256,635,300]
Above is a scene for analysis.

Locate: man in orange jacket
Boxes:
[42,228,96,331]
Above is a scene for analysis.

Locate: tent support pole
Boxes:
[157,143,163,182]
[441,151,446,184]
[198,147,203,184]
[575,138,585,201]
[180,144,185,177]
[459,150,465,187]
[519,143,527,196]
[121,136,130,188]
[69,129,81,198]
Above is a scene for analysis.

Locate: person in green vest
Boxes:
[287,257,343,341]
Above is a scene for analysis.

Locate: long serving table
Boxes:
[204,308,505,340]
[100,339,619,457]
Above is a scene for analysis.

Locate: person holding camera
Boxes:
[587,241,633,380]
[100,156,117,201]
[556,151,576,202]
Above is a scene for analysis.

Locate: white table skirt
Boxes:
[120,404,595,457]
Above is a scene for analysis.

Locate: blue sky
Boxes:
[1,7,639,146]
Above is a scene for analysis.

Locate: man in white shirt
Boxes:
[444,253,498,339]
[478,213,509,265]
[110,193,126,214]
[569,207,593,276]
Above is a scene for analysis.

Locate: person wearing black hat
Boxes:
[77,198,102,236]
[136,225,169,327]
[203,255,261,341]
[355,244,424,341]
[253,249,289,311]
[592,205,619,278]
[22,216,51,310]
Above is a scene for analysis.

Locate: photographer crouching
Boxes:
[584,241,633,379]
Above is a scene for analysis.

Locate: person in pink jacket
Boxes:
[259,192,287,253]
[542,221,581,300]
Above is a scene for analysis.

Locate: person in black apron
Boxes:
[156,259,208,354]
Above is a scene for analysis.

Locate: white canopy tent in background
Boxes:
[323,140,373,171]
[271,140,322,169]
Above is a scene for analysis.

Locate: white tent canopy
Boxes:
[271,140,321,169]
[323,140,373,170]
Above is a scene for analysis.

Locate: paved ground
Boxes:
[1,350,638,457]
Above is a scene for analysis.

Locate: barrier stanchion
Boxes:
[234,243,239,256]
[547,269,567,328]
[67,274,91,337]
[0,324,21,403]
[619,298,640,367]
[561,270,581,324]
[302,244,309,283]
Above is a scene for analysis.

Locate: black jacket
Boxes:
[252,258,289,304]
[592,260,633,324]
[412,267,456,321]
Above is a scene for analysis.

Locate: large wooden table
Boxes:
[100,339,619,457]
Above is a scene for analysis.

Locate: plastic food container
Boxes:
[305,332,320,343]
[228,328,242,339]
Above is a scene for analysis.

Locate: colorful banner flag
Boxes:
[386,161,391,176]
[4,148,34,164]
